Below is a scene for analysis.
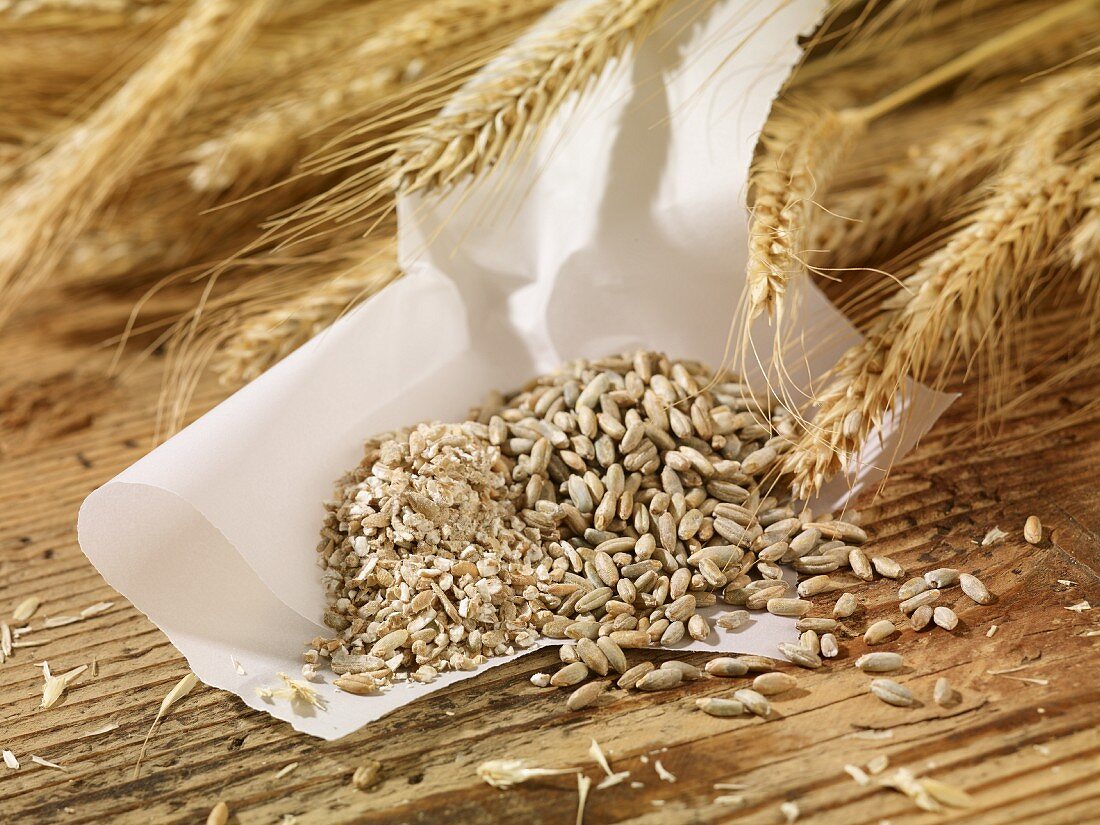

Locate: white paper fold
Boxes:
[78,0,953,739]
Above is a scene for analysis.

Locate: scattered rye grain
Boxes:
[595,637,627,674]
[334,673,380,695]
[767,598,812,617]
[617,661,655,689]
[864,620,897,645]
[911,605,934,631]
[1024,516,1042,544]
[920,776,976,809]
[576,638,610,676]
[3,750,18,770]
[897,578,930,601]
[737,655,780,672]
[705,657,749,678]
[899,589,940,614]
[551,662,590,687]
[207,802,229,825]
[635,669,682,692]
[661,660,703,681]
[924,568,959,588]
[933,677,959,707]
[856,652,903,672]
[849,549,873,581]
[753,672,797,696]
[821,633,839,658]
[12,597,40,623]
[567,680,607,711]
[734,688,771,717]
[778,642,822,669]
[530,673,551,688]
[834,592,859,618]
[870,679,916,707]
[960,574,994,605]
[697,697,745,717]
[871,556,905,580]
[716,611,749,631]
[933,607,959,630]
[796,617,837,633]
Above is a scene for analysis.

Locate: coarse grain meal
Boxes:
[305,351,804,685]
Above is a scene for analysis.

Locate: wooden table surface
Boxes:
[1,284,1098,825]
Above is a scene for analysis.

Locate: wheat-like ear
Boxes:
[810,68,1099,270]
[213,254,401,386]
[258,0,688,254]
[744,0,1100,324]
[746,105,865,319]
[386,0,682,198]
[784,146,1100,500]
[1064,193,1100,326]
[188,0,555,194]
[151,232,397,432]
[0,0,273,330]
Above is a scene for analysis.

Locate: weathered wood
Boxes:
[1,290,1097,824]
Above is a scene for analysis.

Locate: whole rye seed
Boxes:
[960,574,994,605]
[855,652,903,672]
[697,697,745,717]
[705,657,749,678]
[833,592,859,618]
[864,620,897,645]
[910,605,934,630]
[869,679,916,707]
[1024,516,1042,544]
[933,606,959,630]
[753,672,797,695]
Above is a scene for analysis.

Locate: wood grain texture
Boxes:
[0,287,1097,825]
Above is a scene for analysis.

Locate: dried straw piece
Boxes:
[786,148,1100,498]
[476,759,579,788]
[30,755,66,771]
[134,672,199,778]
[576,772,591,825]
[0,0,275,329]
[40,662,87,709]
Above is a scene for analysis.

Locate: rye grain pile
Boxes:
[307,350,805,689]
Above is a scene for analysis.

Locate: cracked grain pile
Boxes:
[306,351,801,688]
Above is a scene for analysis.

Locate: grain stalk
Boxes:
[188,0,555,193]
[0,0,273,330]
[214,254,401,385]
[810,68,1099,269]
[785,148,1100,499]
[744,0,1099,322]
[387,0,682,197]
